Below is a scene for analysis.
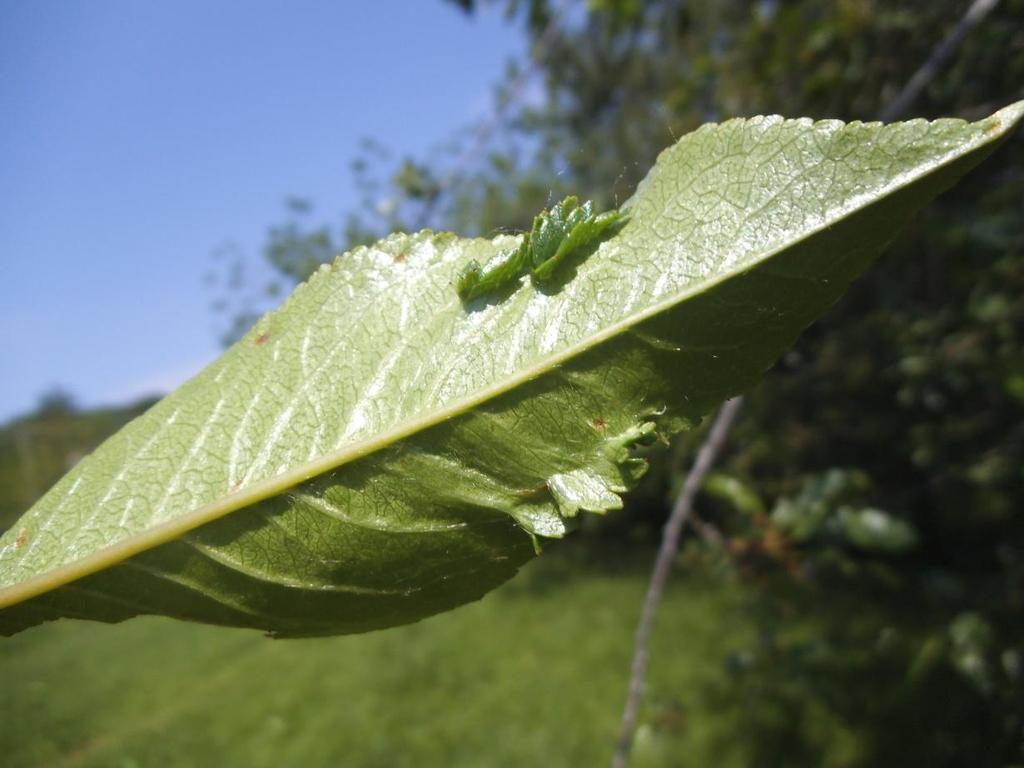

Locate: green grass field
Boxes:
[1,551,778,768]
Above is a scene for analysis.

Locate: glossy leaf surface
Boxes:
[1,103,1020,636]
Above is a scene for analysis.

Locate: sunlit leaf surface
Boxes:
[2,103,1020,636]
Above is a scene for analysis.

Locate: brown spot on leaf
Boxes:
[14,528,28,549]
[514,483,548,499]
[230,480,242,493]
[593,418,606,429]
[255,332,270,346]
[394,251,407,263]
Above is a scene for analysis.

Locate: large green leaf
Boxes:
[2,105,1021,637]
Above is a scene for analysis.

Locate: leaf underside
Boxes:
[1,103,1021,637]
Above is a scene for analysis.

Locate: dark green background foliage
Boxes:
[5,1,1024,765]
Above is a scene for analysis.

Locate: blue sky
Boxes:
[0,1,525,423]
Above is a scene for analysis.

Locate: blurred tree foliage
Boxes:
[141,0,1024,763]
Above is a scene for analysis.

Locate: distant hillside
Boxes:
[0,397,159,532]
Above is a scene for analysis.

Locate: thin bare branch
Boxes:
[686,511,727,549]
[879,0,1000,122]
[611,397,743,768]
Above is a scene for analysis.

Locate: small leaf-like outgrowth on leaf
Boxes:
[456,241,530,302]
[531,205,629,282]
[456,195,627,301]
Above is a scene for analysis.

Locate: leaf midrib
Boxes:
[0,110,1008,609]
